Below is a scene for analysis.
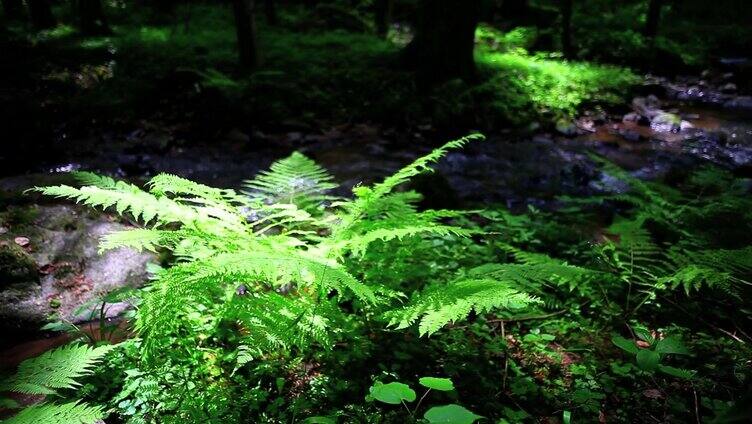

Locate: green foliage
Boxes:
[0,344,115,424]
[612,326,695,379]
[418,377,454,392]
[424,404,482,424]
[243,152,338,214]
[2,344,115,395]
[474,49,638,123]
[30,138,752,422]
[367,377,481,423]
[38,134,538,365]
[1,402,105,424]
[369,382,416,404]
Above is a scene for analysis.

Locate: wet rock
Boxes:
[721,83,738,93]
[0,201,155,342]
[724,96,752,111]
[0,240,38,287]
[632,96,662,120]
[651,112,682,133]
[679,121,694,131]
[555,119,578,137]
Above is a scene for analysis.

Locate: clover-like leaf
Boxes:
[419,377,455,392]
[369,382,416,405]
[424,404,482,424]
[636,349,660,371]
[612,335,639,354]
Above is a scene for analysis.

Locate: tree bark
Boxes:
[264,0,277,25]
[27,0,56,29]
[2,0,24,19]
[374,0,393,38]
[232,0,260,69]
[560,0,574,59]
[404,0,480,85]
[502,0,528,17]
[644,0,663,39]
[79,0,111,35]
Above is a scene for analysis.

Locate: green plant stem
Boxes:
[414,388,431,414]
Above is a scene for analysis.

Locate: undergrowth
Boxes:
[2,135,751,423]
[3,3,636,131]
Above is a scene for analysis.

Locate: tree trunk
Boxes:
[264,0,277,25]
[502,0,528,17]
[79,0,111,35]
[644,0,663,39]
[374,0,393,38]
[232,0,260,69]
[404,0,480,85]
[27,0,56,29]
[2,0,24,19]
[560,0,574,59]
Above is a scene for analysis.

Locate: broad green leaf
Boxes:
[654,337,690,355]
[424,404,482,424]
[633,326,654,344]
[611,335,639,354]
[636,350,660,371]
[563,410,572,424]
[369,382,416,405]
[302,417,336,424]
[419,377,455,391]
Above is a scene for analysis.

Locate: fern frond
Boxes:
[227,292,341,355]
[386,278,540,336]
[98,228,172,253]
[334,135,483,236]
[2,344,115,395]
[33,184,198,226]
[1,401,104,424]
[72,171,118,188]
[370,134,483,200]
[344,225,477,257]
[243,152,338,213]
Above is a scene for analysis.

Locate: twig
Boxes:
[663,297,746,344]
[414,389,431,414]
[487,309,568,323]
[500,320,508,392]
[692,385,700,424]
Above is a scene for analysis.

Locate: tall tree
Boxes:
[1,0,24,19]
[404,0,480,84]
[374,0,393,38]
[560,0,574,59]
[79,0,111,35]
[27,0,55,29]
[644,0,663,39]
[232,0,260,69]
[264,0,277,25]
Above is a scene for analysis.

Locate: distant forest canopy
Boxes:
[1,0,752,167]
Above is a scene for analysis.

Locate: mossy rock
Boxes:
[0,240,38,287]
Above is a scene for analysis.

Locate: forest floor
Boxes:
[2,3,752,423]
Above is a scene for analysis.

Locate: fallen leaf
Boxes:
[14,236,30,247]
[643,388,663,399]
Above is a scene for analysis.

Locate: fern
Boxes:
[2,344,115,395]
[1,401,104,424]
[0,344,114,424]
[243,151,338,214]
[385,276,540,336]
[36,135,547,360]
